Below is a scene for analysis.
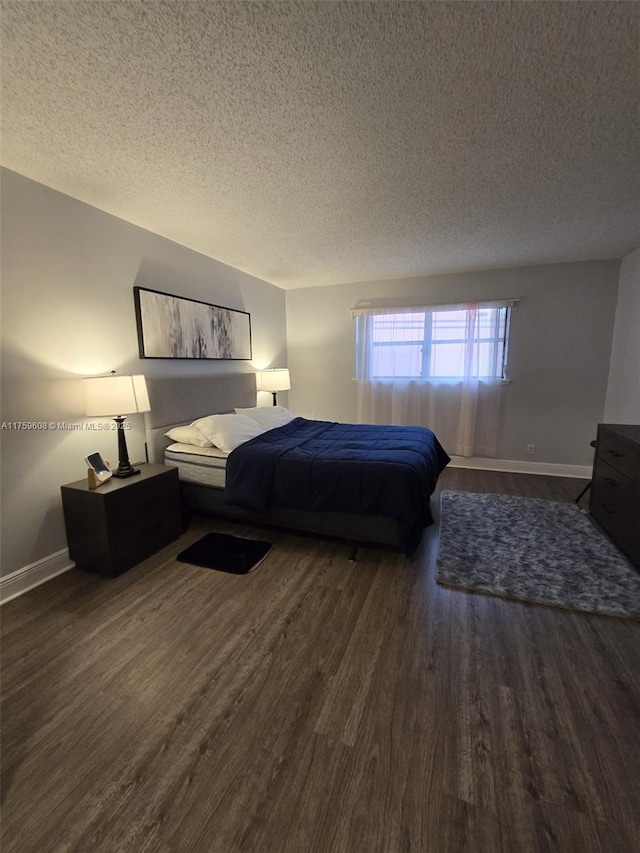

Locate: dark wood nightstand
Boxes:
[61,464,181,577]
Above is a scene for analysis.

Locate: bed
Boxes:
[144,373,449,555]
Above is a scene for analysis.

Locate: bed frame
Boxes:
[144,373,408,553]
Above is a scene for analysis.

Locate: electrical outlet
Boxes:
[526,444,535,455]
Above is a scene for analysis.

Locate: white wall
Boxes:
[286,261,620,466]
[604,247,640,423]
[0,169,287,577]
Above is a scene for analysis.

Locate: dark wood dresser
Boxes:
[589,424,640,571]
[61,464,181,577]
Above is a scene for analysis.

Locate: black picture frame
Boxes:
[133,287,252,360]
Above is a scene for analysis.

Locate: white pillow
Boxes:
[234,405,296,430]
[166,443,228,457]
[164,424,213,447]
[191,413,266,453]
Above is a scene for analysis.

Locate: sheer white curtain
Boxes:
[354,302,509,458]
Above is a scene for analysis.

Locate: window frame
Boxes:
[363,304,511,382]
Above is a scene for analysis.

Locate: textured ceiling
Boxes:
[2,1,639,289]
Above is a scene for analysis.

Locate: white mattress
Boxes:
[165,447,227,489]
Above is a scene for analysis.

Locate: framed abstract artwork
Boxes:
[133,287,252,360]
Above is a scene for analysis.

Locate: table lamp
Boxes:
[258,368,291,405]
[85,373,151,477]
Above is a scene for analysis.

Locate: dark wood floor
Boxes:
[2,469,639,853]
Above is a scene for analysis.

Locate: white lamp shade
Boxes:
[85,374,151,416]
[258,368,291,393]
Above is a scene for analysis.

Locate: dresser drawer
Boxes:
[111,515,178,568]
[105,475,178,525]
[597,430,639,480]
[591,505,640,569]
[591,494,629,541]
[592,458,634,508]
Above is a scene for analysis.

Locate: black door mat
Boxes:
[177,532,272,575]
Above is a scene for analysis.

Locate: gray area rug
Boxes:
[436,491,640,619]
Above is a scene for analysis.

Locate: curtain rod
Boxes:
[351,297,519,315]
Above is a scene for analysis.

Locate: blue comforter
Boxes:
[225,418,450,551]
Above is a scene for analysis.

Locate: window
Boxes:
[352,299,515,457]
[358,303,511,380]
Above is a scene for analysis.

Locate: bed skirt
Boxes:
[180,482,417,552]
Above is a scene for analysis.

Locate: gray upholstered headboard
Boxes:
[144,373,257,463]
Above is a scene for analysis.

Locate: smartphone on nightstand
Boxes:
[85,451,113,484]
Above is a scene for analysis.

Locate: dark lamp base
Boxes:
[111,467,141,479]
[111,416,139,478]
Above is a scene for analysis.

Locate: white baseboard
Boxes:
[0,549,74,605]
[448,455,591,479]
